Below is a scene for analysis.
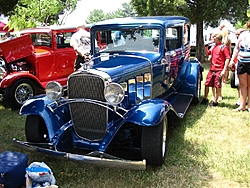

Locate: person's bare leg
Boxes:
[247,74,250,111]
[223,70,229,85]
[214,87,221,103]
[238,73,247,110]
[236,87,240,105]
[212,87,215,101]
[218,87,222,101]
[204,86,209,99]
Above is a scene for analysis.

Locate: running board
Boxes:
[171,94,193,118]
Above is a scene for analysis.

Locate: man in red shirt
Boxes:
[201,32,231,106]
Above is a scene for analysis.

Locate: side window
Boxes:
[30,33,52,47]
[57,32,73,48]
[183,24,190,45]
[166,28,178,50]
[95,31,108,50]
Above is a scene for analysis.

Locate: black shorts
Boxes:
[237,61,250,75]
[74,55,85,70]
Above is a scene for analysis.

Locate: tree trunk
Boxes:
[196,21,205,63]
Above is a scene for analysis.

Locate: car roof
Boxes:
[20,24,92,34]
[92,16,190,27]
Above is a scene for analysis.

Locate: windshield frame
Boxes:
[91,25,163,55]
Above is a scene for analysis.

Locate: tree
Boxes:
[7,0,79,31]
[131,0,249,62]
[86,3,136,24]
[179,0,249,62]
[86,9,107,24]
[131,0,185,16]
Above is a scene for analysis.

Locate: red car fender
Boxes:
[0,71,43,89]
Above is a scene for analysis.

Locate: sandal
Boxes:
[233,107,246,112]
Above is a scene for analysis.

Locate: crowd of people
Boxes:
[201,21,250,113]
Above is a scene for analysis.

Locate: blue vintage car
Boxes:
[14,16,202,170]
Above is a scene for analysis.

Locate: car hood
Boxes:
[0,35,35,63]
[91,53,160,79]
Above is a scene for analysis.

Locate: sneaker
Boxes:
[200,98,208,105]
[208,101,218,107]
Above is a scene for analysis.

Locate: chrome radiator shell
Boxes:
[68,72,107,141]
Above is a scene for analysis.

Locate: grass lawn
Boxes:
[0,63,249,188]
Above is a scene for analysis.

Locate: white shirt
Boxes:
[70,28,90,55]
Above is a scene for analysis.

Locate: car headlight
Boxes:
[45,81,63,101]
[0,67,5,79]
[104,83,125,105]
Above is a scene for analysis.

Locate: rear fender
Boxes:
[20,96,71,137]
[125,99,171,127]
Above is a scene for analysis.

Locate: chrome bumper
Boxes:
[13,138,146,170]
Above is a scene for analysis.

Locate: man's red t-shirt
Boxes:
[208,42,230,71]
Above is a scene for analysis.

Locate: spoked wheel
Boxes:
[5,79,37,109]
[141,115,168,166]
[25,115,49,143]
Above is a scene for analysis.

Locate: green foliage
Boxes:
[86,9,107,23]
[235,21,247,29]
[7,0,78,31]
[178,0,248,26]
[178,0,249,62]
[130,0,185,16]
[86,3,136,24]
[130,0,249,62]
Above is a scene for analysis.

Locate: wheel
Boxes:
[192,66,202,104]
[5,79,37,109]
[141,116,168,166]
[230,72,237,89]
[25,115,49,143]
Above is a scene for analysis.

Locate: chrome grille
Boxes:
[68,73,107,140]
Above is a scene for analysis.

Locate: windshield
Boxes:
[29,33,52,47]
[94,28,160,54]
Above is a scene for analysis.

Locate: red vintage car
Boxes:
[0,25,91,109]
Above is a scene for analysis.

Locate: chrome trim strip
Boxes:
[13,138,146,170]
[47,98,128,118]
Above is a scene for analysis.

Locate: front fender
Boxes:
[125,99,171,127]
[0,72,41,88]
[20,96,71,137]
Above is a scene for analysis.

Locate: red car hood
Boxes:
[0,34,35,63]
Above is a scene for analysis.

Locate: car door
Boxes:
[164,23,187,89]
[53,30,76,86]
